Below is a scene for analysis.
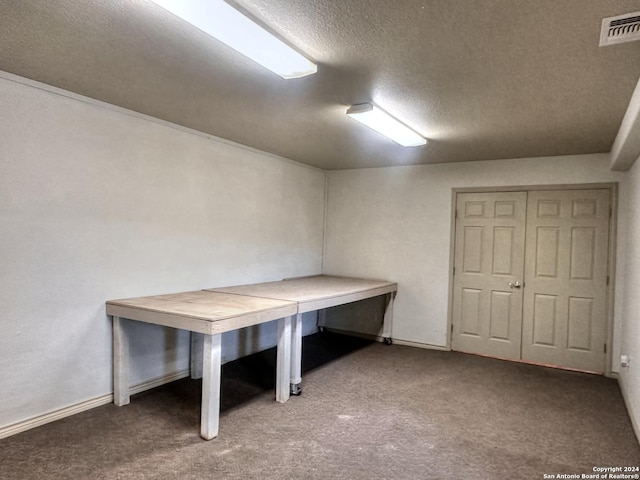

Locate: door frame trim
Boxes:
[446,182,618,376]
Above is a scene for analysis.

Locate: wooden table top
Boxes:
[205,275,397,313]
[106,290,297,335]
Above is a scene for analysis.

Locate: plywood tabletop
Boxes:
[106,290,297,334]
[205,275,397,313]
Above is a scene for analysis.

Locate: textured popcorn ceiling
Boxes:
[1,0,640,169]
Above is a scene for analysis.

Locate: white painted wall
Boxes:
[618,158,640,437]
[323,154,628,369]
[0,75,325,431]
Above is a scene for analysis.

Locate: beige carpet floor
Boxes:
[1,332,638,479]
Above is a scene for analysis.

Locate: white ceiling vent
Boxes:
[600,11,640,46]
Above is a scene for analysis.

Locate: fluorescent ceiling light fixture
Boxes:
[150,0,317,79]
[347,103,427,147]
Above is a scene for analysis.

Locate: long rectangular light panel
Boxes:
[150,0,317,79]
[347,103,427,147]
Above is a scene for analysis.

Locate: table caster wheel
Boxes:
[290,383,302,396]
[383,337,392,345]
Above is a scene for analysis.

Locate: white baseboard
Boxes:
[321,328,449,352]
[129,369,190,396]
[321,327,385,342]
[0,369,190,440]
[391,338,449,351]
[618,374,640,445]
[0,394,113,440]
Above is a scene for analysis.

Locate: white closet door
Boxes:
[521,189,610,373]
[451,192,527,360]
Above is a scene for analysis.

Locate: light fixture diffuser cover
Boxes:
[347,103,427,147]
[150,0,317,79]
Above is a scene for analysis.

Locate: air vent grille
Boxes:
[600,11,640,46]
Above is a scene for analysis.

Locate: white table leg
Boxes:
[190,332,204,379]
[201,333,222,440]
[382,292,395,345]
[290,313,303,395]
[317,309,327,332]
[112,316,130,406]
[276,316,292,403]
